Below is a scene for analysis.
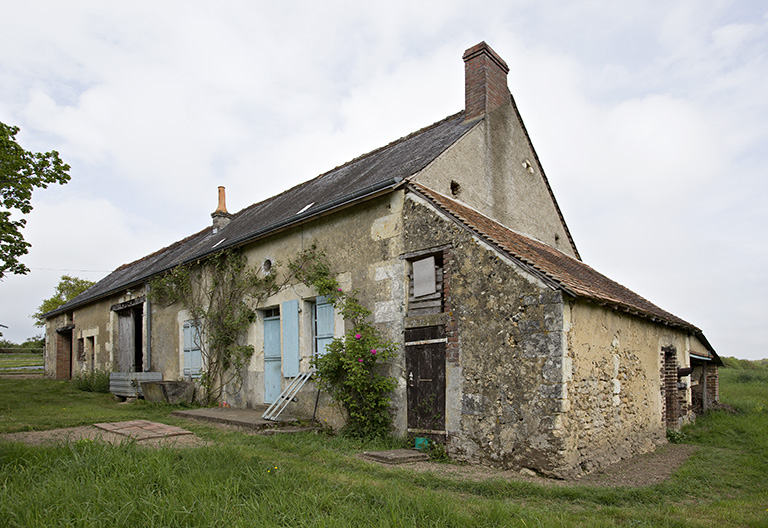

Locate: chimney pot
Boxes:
[463,41,510,121]
[211,185,232,230]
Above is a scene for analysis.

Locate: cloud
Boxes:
[1,1,767,360]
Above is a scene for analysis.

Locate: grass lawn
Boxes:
[1,372,767,527]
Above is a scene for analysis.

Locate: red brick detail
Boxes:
[662,346,679,426]
[55,332,72,380]
[463,41,510,121]
[705,364,719,404]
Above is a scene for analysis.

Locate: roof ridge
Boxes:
[313,111,466,180]
[227,111,467,220]
[409,182,576,257]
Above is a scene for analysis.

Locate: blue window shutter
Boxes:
[315,297,334,357]
[183,321,202,377]
[282,300,300,377]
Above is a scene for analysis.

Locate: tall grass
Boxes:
[71,369,111,393]
[2,371,768,527]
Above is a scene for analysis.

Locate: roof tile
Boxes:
[410,183,698,331]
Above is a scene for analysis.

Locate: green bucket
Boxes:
[414,437,430,451]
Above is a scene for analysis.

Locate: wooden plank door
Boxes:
[405,326,446,434]
[117,311,135,372]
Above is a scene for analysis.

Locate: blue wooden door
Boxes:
[264,314,282,403]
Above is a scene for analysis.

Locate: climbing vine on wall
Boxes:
[290,250,398,439]
[150,244,398,437]
[150,248,314,405]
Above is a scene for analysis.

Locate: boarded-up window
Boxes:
[413,256,436,297]
[408,255,443,316]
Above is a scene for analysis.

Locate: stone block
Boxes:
[141,381,196,404]
[462,393,484,416]
[539,291,562,305]
[520,332,560,357]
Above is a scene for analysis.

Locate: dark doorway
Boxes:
[405,326,446,436]
[117,305,143,372]
[55,326,74,380]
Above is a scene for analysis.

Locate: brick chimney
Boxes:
[211,186,232,230]
[463,42,510,121]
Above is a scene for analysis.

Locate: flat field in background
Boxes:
[1,368,766,527]
[0,352,43,373]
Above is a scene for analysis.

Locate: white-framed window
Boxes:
[183,320,203,378]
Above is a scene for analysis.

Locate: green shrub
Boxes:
[734,369,768,384]
[425,440,449,462]
[313,322,397,438]
[291,246,398,439]
[666,428,686,444]
[71,369,110,393]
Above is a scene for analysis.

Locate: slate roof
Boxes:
[409,183,701,332]
[46,112,479,317]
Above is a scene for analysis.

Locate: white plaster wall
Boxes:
[413,104,577,258]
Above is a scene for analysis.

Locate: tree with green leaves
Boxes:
[1,121,71,279]
[33,275,95,326]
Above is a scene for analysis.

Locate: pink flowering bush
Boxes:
[291,245,397,438]
[313,321,396,438]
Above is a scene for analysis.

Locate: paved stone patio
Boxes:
[93,420,193,440]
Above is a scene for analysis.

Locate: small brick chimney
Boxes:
[211,186,232,230]
[463,41,510,121]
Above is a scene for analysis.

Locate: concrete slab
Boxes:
[93,420,192,440]
[260,426,321,436]
[361,449,430,465]
[171,407,297,431]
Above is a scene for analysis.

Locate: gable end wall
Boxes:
[413,104,576,258]
[405,193,573,476]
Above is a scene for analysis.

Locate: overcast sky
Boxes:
[0,1,765,360]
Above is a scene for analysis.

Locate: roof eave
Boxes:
[43,177,405,320]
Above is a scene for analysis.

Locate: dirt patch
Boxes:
[366,443,698,488]
[1,424,211,448]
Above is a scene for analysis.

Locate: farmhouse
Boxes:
[44,42,720,477]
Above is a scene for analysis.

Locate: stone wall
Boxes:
[44,290,141,378]
[212,192,408,428]
[563,301,693,473]
[404,192,572,476]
